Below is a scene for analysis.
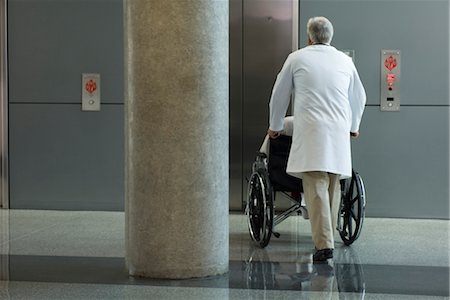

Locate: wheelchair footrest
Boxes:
[273,232,281,238]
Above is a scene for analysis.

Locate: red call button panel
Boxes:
[82,73,101,111]
[381,50,400,112]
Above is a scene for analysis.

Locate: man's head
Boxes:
[307,16,334,45]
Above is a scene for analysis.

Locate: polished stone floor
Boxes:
[0,209,449,299]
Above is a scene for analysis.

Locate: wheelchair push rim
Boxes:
[246,169,274,248]
[338,170,366,246]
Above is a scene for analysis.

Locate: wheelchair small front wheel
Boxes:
[338,170,366,246]
[246,168,274,248]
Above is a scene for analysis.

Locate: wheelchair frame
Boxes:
[246,151,366,248]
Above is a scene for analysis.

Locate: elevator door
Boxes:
[230,0,296,210]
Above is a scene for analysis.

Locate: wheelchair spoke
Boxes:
[348,214,353,235]
[342,215,349,237]
[349,177,355,196]
[351,208,358,222]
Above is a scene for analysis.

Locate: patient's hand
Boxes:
[268,129,282,139]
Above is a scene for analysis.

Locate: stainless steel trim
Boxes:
[229,0,243,210]
[0,0,8,209]
[292,0,299,51]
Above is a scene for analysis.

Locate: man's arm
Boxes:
[348,64,366,136]
[269,54,294,134]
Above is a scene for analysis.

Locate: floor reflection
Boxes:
[0,253,366,296]
[236,247,365,298]
[234,246,449,297]
[0,253,448,297]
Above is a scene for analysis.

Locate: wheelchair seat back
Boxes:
[268,135,303,192]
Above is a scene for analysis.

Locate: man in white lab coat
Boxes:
[268,16,366,262]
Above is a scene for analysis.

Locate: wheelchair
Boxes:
[246,134,366,248]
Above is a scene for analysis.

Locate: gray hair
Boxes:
[307,16,334,45]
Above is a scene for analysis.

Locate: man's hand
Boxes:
[268,129,282,139]
[350,131,360,139]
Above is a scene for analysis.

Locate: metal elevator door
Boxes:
[230,0,297,210]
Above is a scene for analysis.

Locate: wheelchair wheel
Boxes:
[246,168,274,248]
[338,170,366,246]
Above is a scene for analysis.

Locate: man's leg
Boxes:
[302,171,334,250]
[328,173,341,235]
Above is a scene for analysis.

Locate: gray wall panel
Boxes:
[9,104,124,210]
[8,0,124,210]
[298,0,449,218]
[352,107,449,219]
[300,0,449,106]
[8,0,123,103]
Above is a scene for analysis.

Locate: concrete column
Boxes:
[124,0,229,278]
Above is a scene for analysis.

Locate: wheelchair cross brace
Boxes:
[273,191,307,237]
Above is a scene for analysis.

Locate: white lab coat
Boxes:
[269,45,366,179]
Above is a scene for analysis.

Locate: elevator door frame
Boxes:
[0,0,8,209]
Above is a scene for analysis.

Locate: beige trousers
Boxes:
[303,171,341,250]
